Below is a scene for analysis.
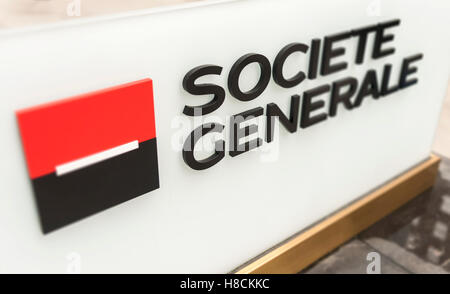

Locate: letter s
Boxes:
[182,65,225,116]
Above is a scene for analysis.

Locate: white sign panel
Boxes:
[0,0,448,273]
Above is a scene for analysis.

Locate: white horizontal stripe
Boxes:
[56,140,139,176]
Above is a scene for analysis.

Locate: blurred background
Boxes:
[0,0,202,28]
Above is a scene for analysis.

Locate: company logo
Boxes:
[181,19,423,170]
[17,79,159,233]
